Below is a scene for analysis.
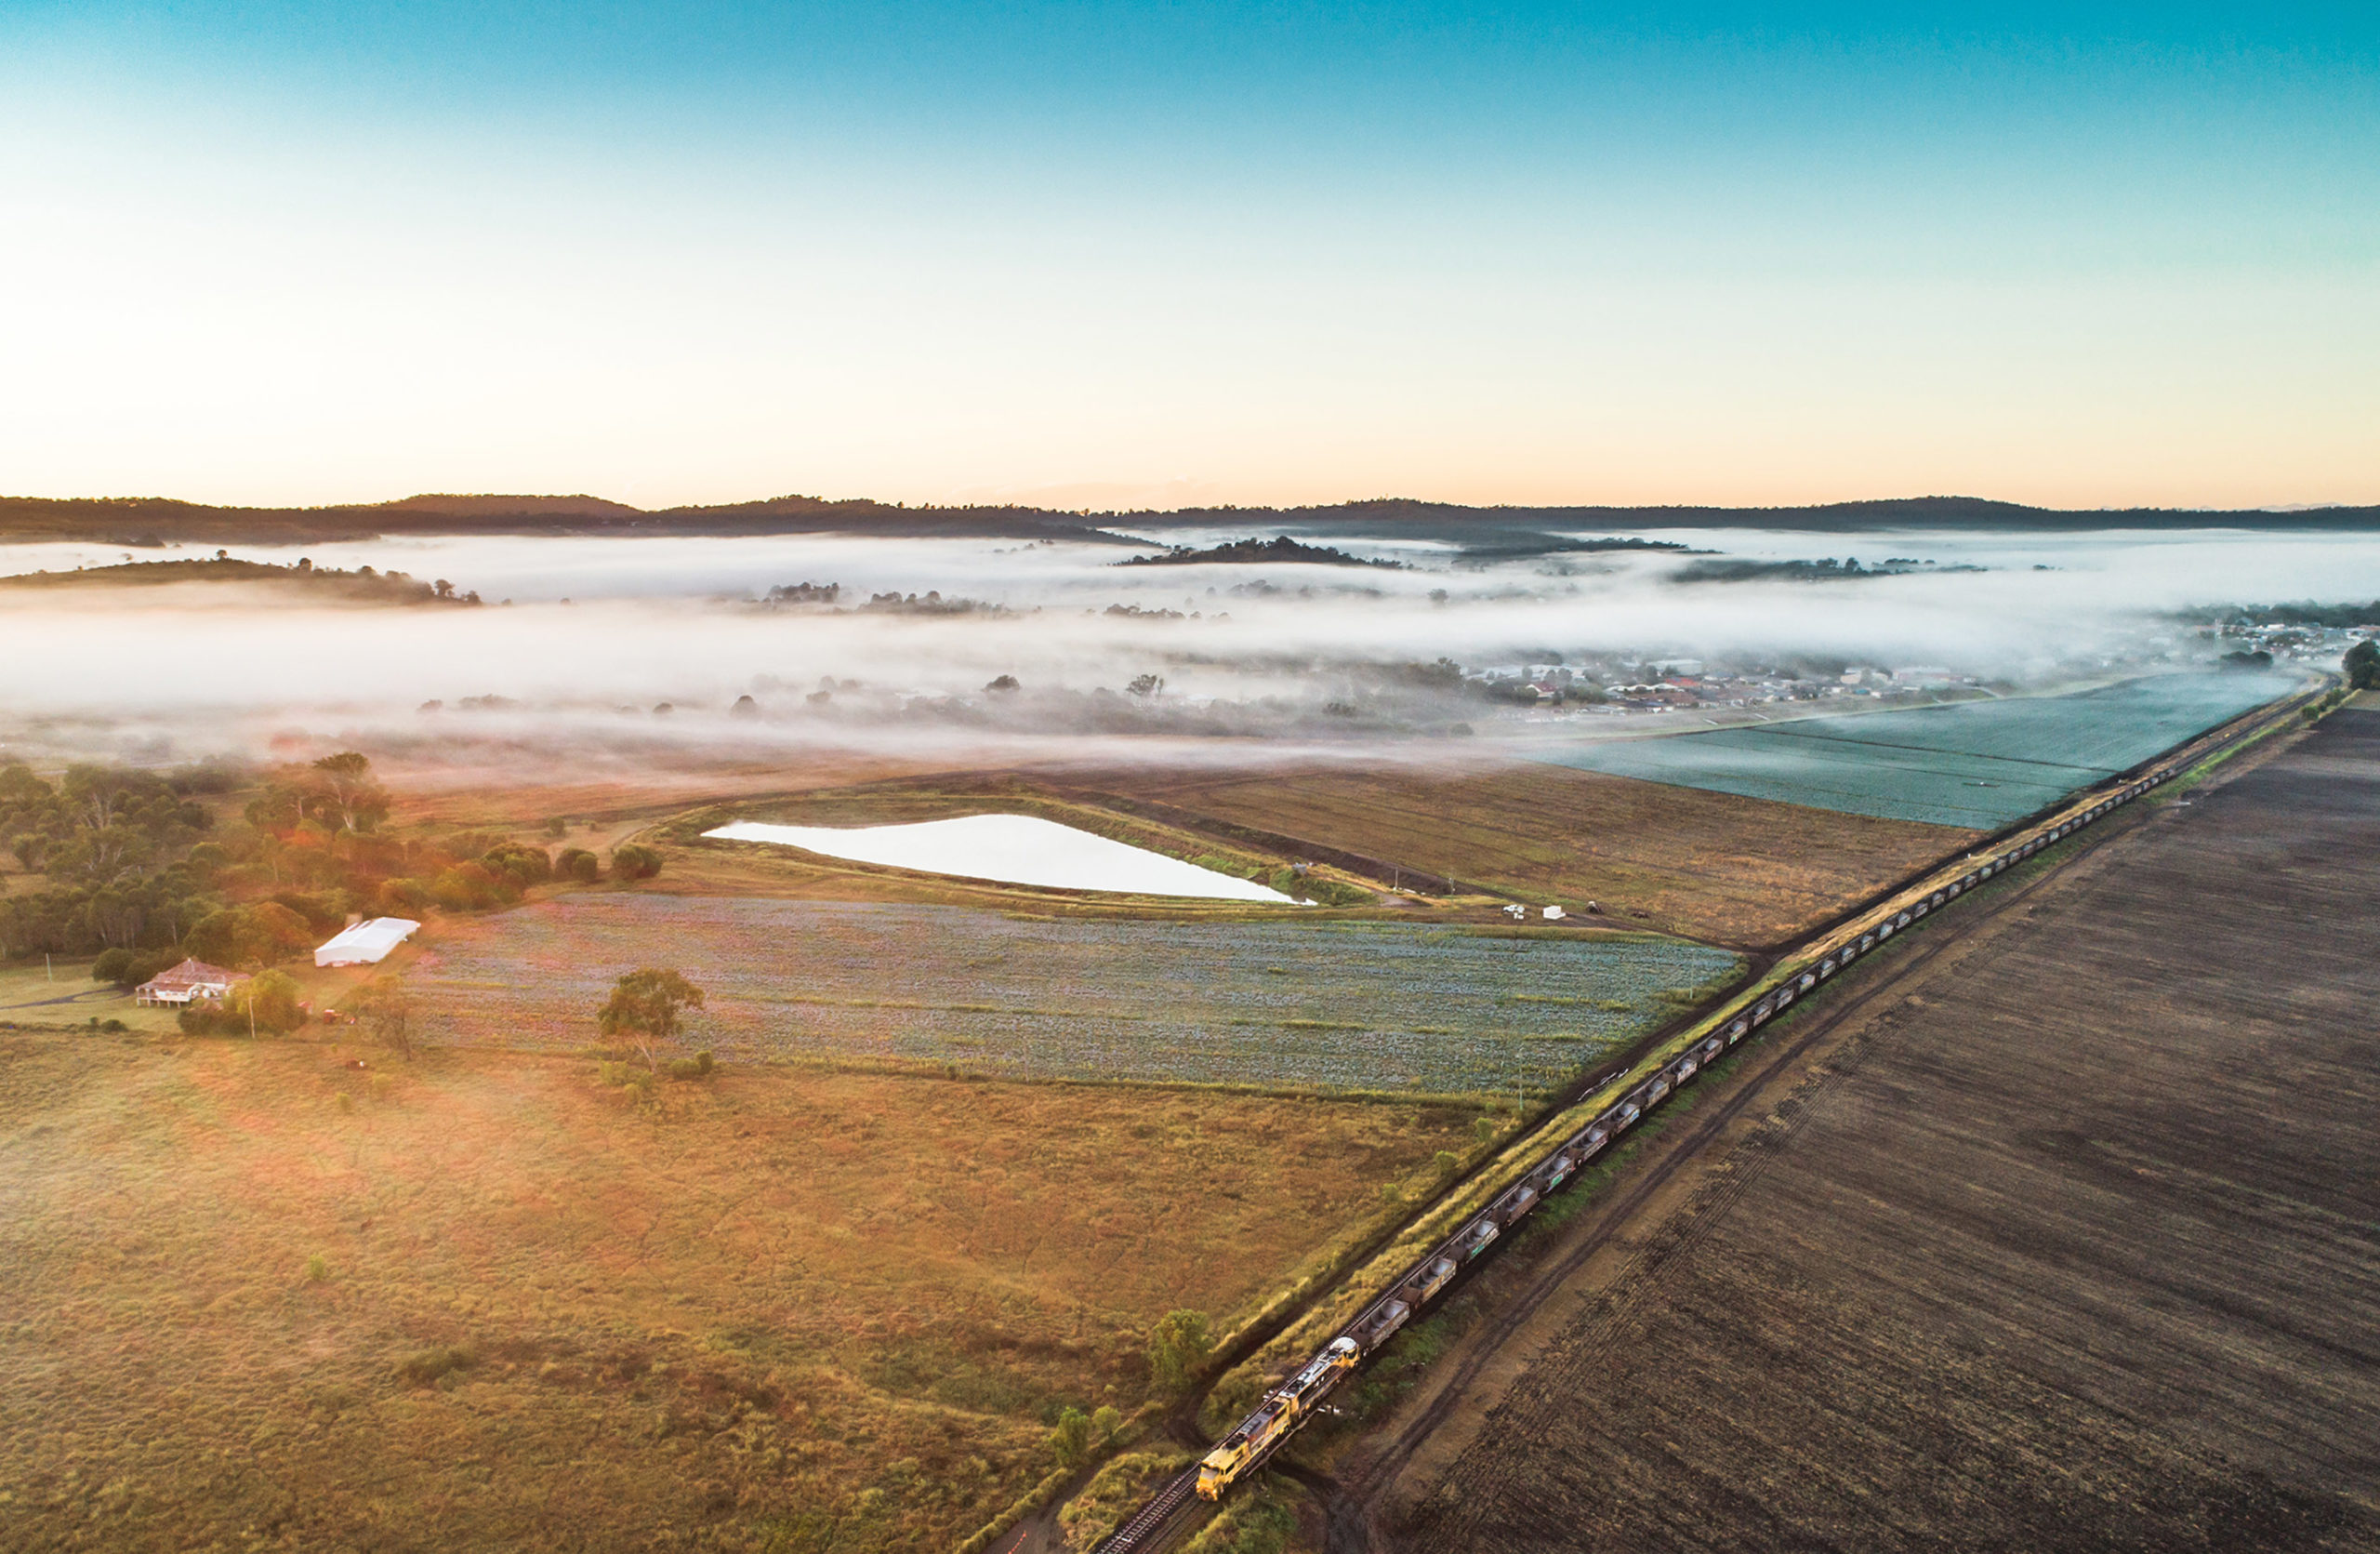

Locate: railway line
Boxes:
[1089,677,2322,1554]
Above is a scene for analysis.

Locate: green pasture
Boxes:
[405,897,1743,1097]
[1532,672,2298,827]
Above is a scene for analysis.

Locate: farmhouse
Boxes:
[135,958,241,1007]
[313,917,421,968]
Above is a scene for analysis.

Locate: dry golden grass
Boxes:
[0,1032,1472,1553]
[1078,762,1979,948]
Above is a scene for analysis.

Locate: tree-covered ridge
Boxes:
[0,554,485,605]
[1117,535,1403,568]
[5,490,2376,549]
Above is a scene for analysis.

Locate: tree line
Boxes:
[0,753,663,979]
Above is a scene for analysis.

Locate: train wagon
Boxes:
[1413,1255,1460,1303]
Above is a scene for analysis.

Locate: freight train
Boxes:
[1188,756,2204,1505]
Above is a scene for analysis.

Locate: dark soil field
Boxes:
[1341,708,2380,1552]
[0,1038,1474,1554]
[1077,762,1977,949]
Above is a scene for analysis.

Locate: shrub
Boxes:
[555,847,601,883]
[90,947,135,984]
[430,860,517,911]
[393,1345,476,1386]
[270,890,349,933]
[336,1091,355,1113]
[377,877,432,913]
[611,843,665,881]
[305,1254,331,1282]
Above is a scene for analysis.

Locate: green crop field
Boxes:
[1531,673,2298,828]
[405,897,1742,1097]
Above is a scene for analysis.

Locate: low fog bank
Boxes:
[2,526,2370,776]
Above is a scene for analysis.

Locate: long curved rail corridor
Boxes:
[1091,679,2320,1554]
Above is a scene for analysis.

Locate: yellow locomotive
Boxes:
[1196,1338,1360,1499]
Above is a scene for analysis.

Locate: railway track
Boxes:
[1088,680,2322,1554]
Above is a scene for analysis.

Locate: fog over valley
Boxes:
[3,525,2374,777]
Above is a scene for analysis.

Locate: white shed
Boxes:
[314,917,421,968]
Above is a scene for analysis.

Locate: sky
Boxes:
[2,2,2374,511]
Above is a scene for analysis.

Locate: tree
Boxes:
[1048,1405,1091,1468]
[1126,673,1165,699]
[611,843,664,881]
[2347,639,2378,690]
[1146,1308,1212,1394]
[188,903,312,967]
[597,968,704,1069]
[555,847,601,883]
[351,976,414,1061]
[229,969,306,1036]
[311,752,390,833]
[481,841,553,888]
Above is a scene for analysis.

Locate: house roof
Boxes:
[139,957,240,990]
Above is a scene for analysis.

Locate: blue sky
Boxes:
[3,2,2373,508]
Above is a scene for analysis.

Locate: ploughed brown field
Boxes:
[1360,709,2380,1551]
[0,1040,1473,1554]
[1072,762,1978,948]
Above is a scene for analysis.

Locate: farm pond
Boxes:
[405,896,1743,1096]
[703,813,1298,902]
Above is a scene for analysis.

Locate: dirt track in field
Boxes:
[1329,708,2380,1553]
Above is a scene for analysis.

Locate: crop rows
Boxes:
[408,897,1741,1096]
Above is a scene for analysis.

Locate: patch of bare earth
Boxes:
[1072,763,1977,948]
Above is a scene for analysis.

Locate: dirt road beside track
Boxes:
[1334,708,2380,1553]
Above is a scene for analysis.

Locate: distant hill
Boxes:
[0,490,2373,549]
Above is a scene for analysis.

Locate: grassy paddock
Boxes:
[0,1033,1472,1553]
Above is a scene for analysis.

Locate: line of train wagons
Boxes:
[1191,766,2172,1501]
